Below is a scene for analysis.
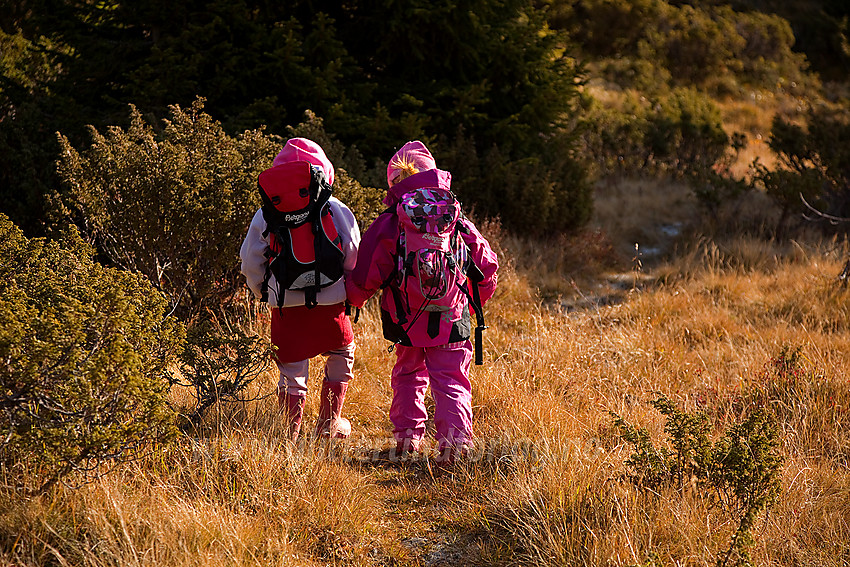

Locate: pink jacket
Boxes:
[346,168,498,347]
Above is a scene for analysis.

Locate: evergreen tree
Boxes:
[4,0,590,234]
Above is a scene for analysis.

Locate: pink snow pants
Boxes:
[390,340,473,452]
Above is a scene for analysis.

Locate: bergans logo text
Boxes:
[285,211,309,223]
[423,233,444,244]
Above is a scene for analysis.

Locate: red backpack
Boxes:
[257,161,344,308]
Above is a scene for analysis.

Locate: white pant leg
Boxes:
[323,341,356,383]
[277,358,309,397]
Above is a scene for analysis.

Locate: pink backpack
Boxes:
[395,187,468,315]
[386,185,487,363]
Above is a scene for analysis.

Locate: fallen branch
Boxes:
[799,194,850,286]
[800,193,850,224]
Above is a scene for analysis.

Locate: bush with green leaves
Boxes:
[57,100,387,424]
[581,87,736,181]
[436,127,593,234]
[6,0,593,236]
[646,87,730,174]
[757,105,850,237]
[172,319,272,428]
[580,84,752,222]
[560,0,811,95]
[0,213,183,494]
[57,97,279,320]
[750,159,823,239]
[612,394,783,567]
[57,99,277,424]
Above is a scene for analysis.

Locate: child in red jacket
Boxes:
[241,138,360,441]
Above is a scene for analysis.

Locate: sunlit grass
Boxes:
[3,181,850,566]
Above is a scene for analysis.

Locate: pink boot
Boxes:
[314,381,351,438]
[394,437,421,461]
[279,389,305,441]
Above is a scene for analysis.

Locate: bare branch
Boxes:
[800,193,850,224]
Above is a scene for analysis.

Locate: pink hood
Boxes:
[272,138,335,186]
[383,168,452,207]
[386,140,437,187]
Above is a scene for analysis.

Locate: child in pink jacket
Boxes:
[345,141,498,462]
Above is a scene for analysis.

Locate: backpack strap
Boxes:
[460,262,487,365]
[260,251,272,303]
[304,166,334,309]
[259,225,273,303]
[378,208,401,291]
[260,226,290,309]
[452,217,487,362]
[345,301,361,323]
[383,219,412,326]
[305,215,323,309]
[388,285,408,326]
[273,229,291,309]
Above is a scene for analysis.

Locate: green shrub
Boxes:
[612,393,783,566]
[761,105,850,235]
[565,0,664,59]
[597,52,673,94]
[560,0,811,95]
[56,98,282,423]
[659,4,745,87]
[581,87,736,186]
[437,127,593,234]
[172,319,271,428]
[734,9,811,90]
[646,87,730,173]
[711,410,784,566]
[57,97,278,320]
[579,91,655,177]
[5,0,594,237]
[0,213,183,494]
[56,101,389,424]
[751,158,823,239]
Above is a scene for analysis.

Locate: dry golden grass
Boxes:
[716,96,780,180]
[3,181,850,566]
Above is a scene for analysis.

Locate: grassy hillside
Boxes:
[3,180,848,566]
[3,1,849,565]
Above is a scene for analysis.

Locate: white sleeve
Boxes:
[329,198,361,273]
[239,209,269,299]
